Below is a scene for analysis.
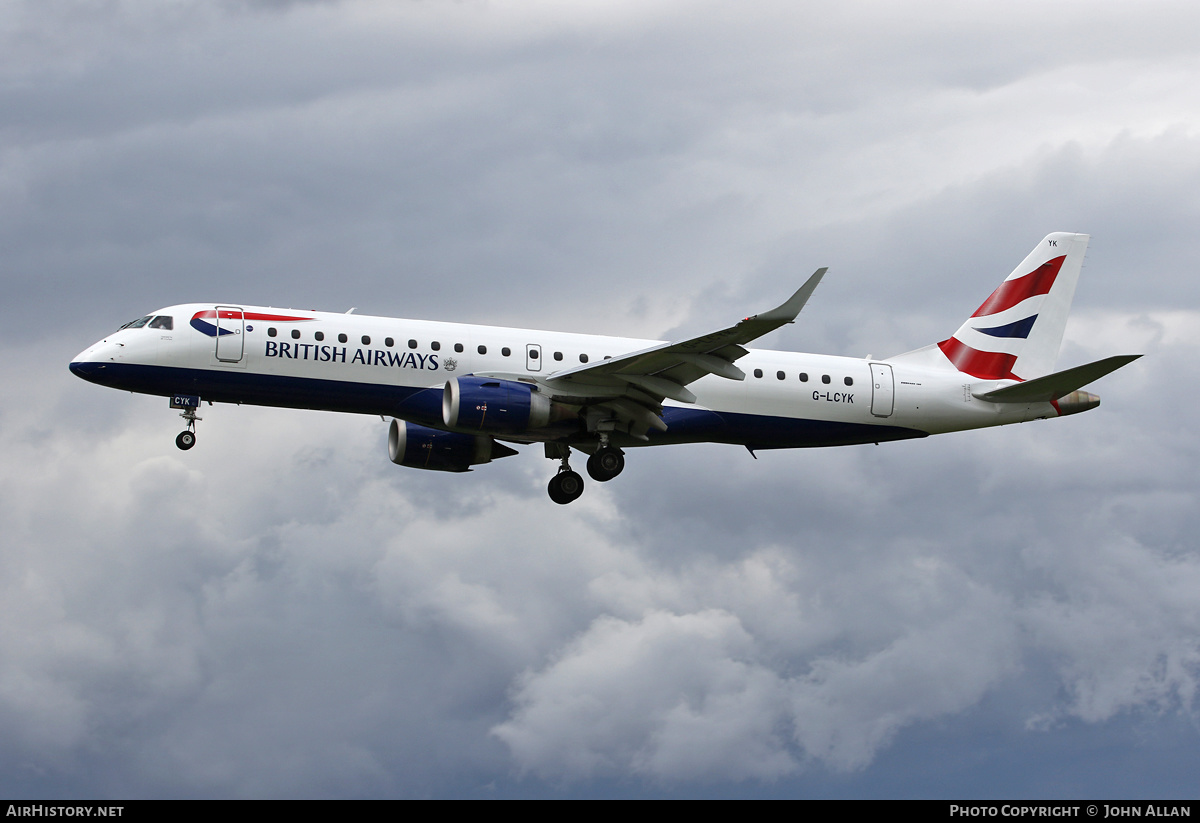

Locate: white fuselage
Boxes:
[70,302,1061,450]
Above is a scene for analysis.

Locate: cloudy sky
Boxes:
[3,0,1199,798]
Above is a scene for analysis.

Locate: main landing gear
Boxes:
[586,446,625,482]
[548,467,584,505]
[545,443,625,504]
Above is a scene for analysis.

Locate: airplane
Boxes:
[70,232,1140,504]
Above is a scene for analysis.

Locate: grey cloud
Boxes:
[5,0,1200,798]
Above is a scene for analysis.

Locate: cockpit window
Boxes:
[148,316,173,330]
[120,316,152,330]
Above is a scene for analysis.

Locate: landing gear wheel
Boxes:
[175,401,202,451]
[548,470,585,504]
[586,447,625,482]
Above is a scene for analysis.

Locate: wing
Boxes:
[482,268,827,438]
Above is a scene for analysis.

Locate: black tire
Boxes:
[548,470,584,504]
[559,470,583,500]
[586,447,625,482]
[176,431,196,451]
[548,473,566,504]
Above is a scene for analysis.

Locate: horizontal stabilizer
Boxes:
[973,354,1141,403]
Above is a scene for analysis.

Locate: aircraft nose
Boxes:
[70,360,96,378]
[69,344,110,384]
[69,359,108,383]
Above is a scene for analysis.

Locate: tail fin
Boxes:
[934,232,1089,380]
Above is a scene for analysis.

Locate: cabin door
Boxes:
[215,306,245,363]
[870,363,894,417]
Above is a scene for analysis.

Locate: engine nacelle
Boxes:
[388,419,516,473]
[442,376,553,434]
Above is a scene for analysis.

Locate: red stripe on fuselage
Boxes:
[970,255,1065,317]
[244,311,314,322]
[193,310,314,322]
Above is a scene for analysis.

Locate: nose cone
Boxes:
[69,359,103,381]
[69,343,110,384]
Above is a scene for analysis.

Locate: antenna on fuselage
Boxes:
[346,308,357,314]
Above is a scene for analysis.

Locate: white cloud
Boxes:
[493,549,1023,779]
[493,609,798,781]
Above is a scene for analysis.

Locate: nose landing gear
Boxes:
[174,400,202,451]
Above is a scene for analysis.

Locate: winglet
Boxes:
[751,267,828,326]
[727,267,828,345]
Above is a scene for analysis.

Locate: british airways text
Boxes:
[264,342,440,371]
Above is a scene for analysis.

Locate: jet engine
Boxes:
[442,376,554,434]
[388,419,517,472]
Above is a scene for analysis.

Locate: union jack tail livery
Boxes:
[937,232,1088,381]
[889,233,1137,414]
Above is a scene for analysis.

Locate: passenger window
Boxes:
[361,335,371,345]
[315,331,324,341]
[502,347,511,357]
[291,329,301,339]
[579,354,589,363]
[754,368,763,378]
[338,333,348,343]
[776,371,785,380]
[822,374,831,384]
[799,372,808,382]
[268,328,278,338]
[149,316,173,330]
[385,337,394,348]
[554,351,563,361]
[408,339,418,349]
[478,345,487,355]
[529,349,539,360]
[454,343,464,353]
[844,376,853,386]
[431,341,441,351]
